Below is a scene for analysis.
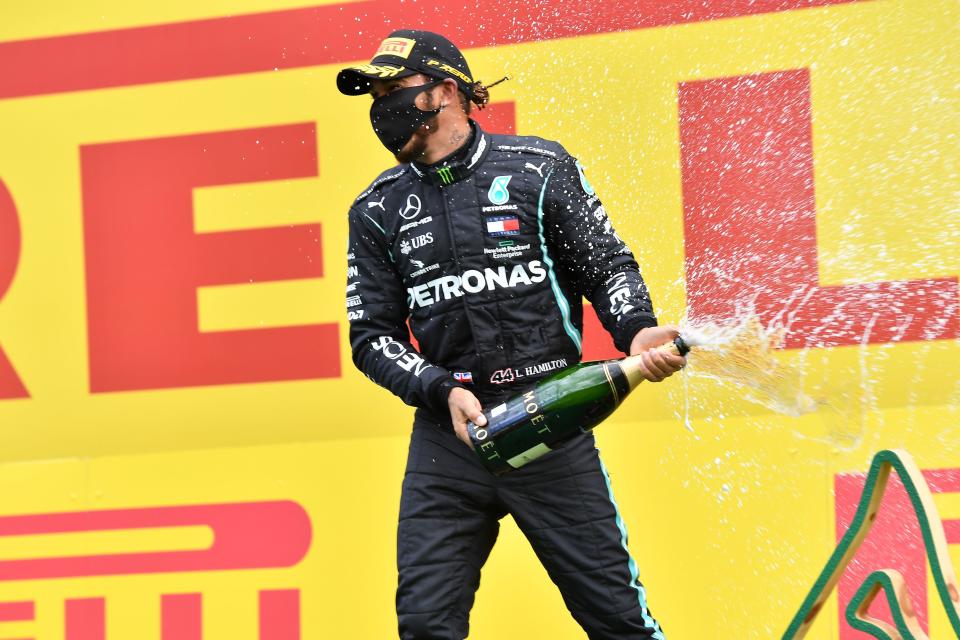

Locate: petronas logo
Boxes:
[488,175,512,205]
[436,166,454,184]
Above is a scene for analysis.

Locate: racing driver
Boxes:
[338,29,685,640]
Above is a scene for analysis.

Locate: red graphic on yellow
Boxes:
[0,0,866,100]
[0,501,310,579]
[679,69,958,348]
[0,502,309,638]
[0,180,24,398]
[81,124,337,393]
[375,37,417,60]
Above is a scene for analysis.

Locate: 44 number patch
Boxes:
[489,368,516,385]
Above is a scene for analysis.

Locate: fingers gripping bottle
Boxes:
[468,337,690,475]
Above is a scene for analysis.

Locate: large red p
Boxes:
[0,180,27,399]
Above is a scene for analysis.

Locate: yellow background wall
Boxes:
[0,0,957,637]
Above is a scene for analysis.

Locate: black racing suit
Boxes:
[347,121,666,639]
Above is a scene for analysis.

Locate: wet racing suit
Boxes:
[346,120,667,639]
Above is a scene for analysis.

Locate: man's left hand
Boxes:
[628,325,686,382]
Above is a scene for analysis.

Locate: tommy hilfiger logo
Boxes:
[485,215,520,237]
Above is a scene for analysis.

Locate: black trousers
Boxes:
[396,415,666,640]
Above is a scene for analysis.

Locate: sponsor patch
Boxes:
[485,215,520,237]
[407,261,546,309]
[346,295,363,308]
[495,145,558,158]
[355,167,406,202]
[453,372,474,384]
[410,232,433,251]
[435,166,455,184]
[606,272,635,321]
[348,63,405,79]
[487,175,512,206]
[370,336,433,377]
[375,37,416,59]
[399,194,422,220]
[399,215,432,234]
[482,204,518,213]
[484,241,531,260]
[347,310,365,320]
[524,161,546,177]
[425,58,473,84]
[410,263,440,278]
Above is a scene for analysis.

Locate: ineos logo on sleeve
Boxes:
[399,194,422,220]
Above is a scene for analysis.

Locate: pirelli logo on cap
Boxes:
[426,58,473,85]
[376,37,416,59]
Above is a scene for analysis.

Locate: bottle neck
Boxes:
[618,355,648,391]
[617,340,684,390]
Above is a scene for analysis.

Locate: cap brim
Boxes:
[336,64,417,95]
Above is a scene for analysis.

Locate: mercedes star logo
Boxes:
[399,194,422,220]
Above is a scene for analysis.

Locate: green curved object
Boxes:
[782,449,960,639]
[845,569,925,640]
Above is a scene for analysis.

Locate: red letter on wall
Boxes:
[162,593,202,640]
[679,69,958,348]
[81,123,339,392]
[66,598,105,640]
[0,180,27,399]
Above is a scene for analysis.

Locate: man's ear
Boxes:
[441,78,459,106]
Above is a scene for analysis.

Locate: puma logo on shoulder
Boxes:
[524,162,546,178]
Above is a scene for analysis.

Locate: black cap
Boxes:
[337,30,475,99]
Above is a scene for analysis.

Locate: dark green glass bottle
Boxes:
[468,337,689,475]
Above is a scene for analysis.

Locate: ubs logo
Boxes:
[410,232,433,249]
[399,194,422,220]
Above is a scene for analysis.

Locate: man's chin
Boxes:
[394,138,428,164]
[394,121,437,164]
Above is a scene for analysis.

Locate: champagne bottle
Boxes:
[468,336,690,475]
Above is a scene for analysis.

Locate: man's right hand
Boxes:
[448,386,486,448]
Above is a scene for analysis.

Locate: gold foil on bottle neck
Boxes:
[601,362,620,405]
[617,340,682,391]
[618,355,646,391]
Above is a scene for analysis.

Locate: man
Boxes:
[338,29,684,640]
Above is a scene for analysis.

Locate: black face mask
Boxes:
[369,81,442,154]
